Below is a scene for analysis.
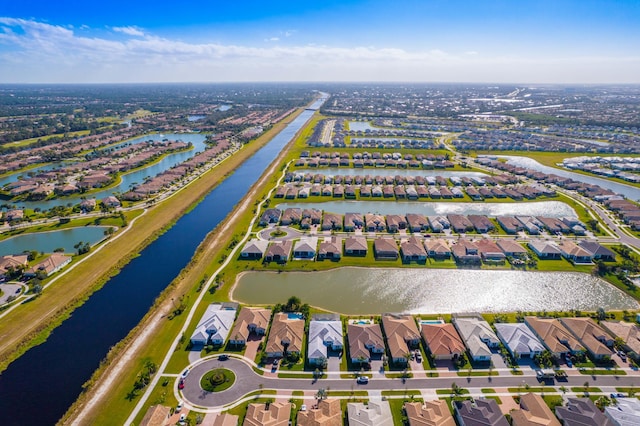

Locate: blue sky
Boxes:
[1,0,639,83]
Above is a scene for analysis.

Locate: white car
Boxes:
[176,401,183,412]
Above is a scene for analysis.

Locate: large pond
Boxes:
[496,155,640,201]
[232,268,639,314]
[294,168,488,178]
[0,226,110,256]
[348,121,378,132]
[275,200,577,218]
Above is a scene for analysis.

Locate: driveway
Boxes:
[0,282,25,305]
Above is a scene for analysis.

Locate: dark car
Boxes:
[178,379,185,390]
[219,354,229,361]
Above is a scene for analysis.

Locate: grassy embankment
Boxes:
[59,106,310,425]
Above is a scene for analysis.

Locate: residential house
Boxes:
[528,241,562,260]
[605,397,640,426]
[381,313,421,364]
[322,212,343,231]
[302,208,323,225]
[560,317,614,360]
[476,239,506,262]
[317,237,342,260]
[516,216,542,234]
[496,240,527,258]
[557,241,594,264]
[139,405,171,426]
[243,402,291,426]
[374,238,399,260]
[451,239,481,265]
[24,253,71,277]
[424,239,451,259]
[400,237,427,263]
[454,399,509,426]
[524,317,584,357]
[228,307,271,347]
[308,316,344,365]
[293,237,318,259]
[347,400,393,426]
[511,393,560,426]
[386,214,407,232]
[264,241,293,263]
[468,215,495,233]
[260,208,282,226]
[406,213,429,232]
[452,316,500,362]
[297,399,342,426]
[365,213,386,232]
[280,208,302,225]
[447,214,474,233]
[101,195,121,208]
[240,239,269,260]
[428,216,450,232]
[80,198,97,212]
[344,213,364,231]
[421,323,465,360]
[496,216,524,234]
[579,241,617,262]
[190,303,237,346]
[4,209,23,222]
[0,254,28,280]
[404,400,456,426]
[213,414,240,426]
[348,323,385,364]
[494,323,545,359]
[555,398,614,426]
[345,236,368,256]
[265,313,305,358]
[600,321,640,359]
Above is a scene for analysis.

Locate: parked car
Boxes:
[178,379,185,390]
[219,354,229,361]
[176,401,183,412]
[356,376,369,384]
[181,368,190,378]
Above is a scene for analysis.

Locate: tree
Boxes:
[597,307,607,321]
[285,296,301,312]
[316,388,327,401]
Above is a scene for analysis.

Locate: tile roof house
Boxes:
[382,313,421,364]
[424,239,451,259]
[240,239,269,260]
[347,400,393,426]
[406,213,429,232]
[579,241,616,262]
[318,237,342,260]
[344,213,364,231]
[345,236,368,256]
[243,402,291,426]
[347,323,385,364]
[386,214,407,232]
[401,236,427,263]
[190,303,237,346]
[139,404,171,426]
[280,207,302,225]
[308,319,344,365]
[365,213,386,232]
[374,238,399,260]
[447,214,474,233]
[322,212,343,231]
[494,323,545,359]
[454,399,509,426]
[511,393,560,426]
[228,307,271,347]
[555,398,614,426]
[24,253,72,277]
[212,413,240,426]
[476,239,506,262]
[264,241,293,263]
[496,240,527,258]
[496,216,524,234]
[297,399,342,426]
[559,317,614,360]
[524,317,584,357]
[452,316,500,362]
[600,320,640,359]
[260,208,282,226]
[404,400,456,426]
[0,254,28,279]
[421,323,466,360]
[604,397,640,426]
[528,241,562,260]
[557,241,594,264]
[468,215,495,233]
[265,313,305,358]
[293,237,319,259]
[451,239,482,265]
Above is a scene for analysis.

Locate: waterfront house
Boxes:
[297,399,342,426]
[556,398,614,426]
[579,241,616,262]
[559,317,614,360]
[80,198,97,212]
[476,239,506,262]
[4,209,23,223]
[406,213,429,232]
[240,239,269,260]
[404,400,456,426]
[265,313,304,358]
[322,212,343,231]
[454,399,508,426]
[528,241,562,260]
[228,307,271,347]
[280,208,302,225]
[24,253,72,277]
[264,241,293,263]
[244,402,291,426]
[600,320,640,359]
[190,302,237,346]
[452,315,499,362]
[511,393,560,426]
[386,214,407,232]
[302,208,322,225]
[345,236,368,256]
[451,239,482,265]
[365,213,386,232]
[516,216,542,234]
[496,240,527,258]
[400,236,427,263]
[347,323,385,364]
[381,313,421,364]
[374,238,399,260]
[317,237,342,260]
[308,316,343,365]
[448,214,474,233]
[494,323,545,359]
[259,208,282,226]
[468,215,495,233]
[0,254,28,280]
[344,213,364,231]
[293,237,318,259]
[524,317,584,357]
[101,195,121,208]
[420,323,465,360]
[347,400,393,426]
[496,216,524,234]
[557,241,594,264]
[424,239,451,259]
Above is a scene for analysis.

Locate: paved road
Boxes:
[180,356,640,409]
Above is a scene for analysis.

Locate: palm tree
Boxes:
[316,388,327,401]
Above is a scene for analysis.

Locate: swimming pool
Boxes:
[420,319,445,325]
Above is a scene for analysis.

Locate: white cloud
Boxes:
[112,26,145,37]
[0,17,638,84]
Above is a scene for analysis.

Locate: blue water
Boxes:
[0,227,110,256]
[0,95,326,425]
